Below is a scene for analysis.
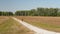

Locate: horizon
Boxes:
[0,0,60,12]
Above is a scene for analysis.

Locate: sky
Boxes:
[0,0,60,12]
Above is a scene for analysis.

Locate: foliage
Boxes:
[0,11,13,16]
[15,8,60,16]
[0,8,60,16]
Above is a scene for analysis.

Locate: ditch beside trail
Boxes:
[12,17,60,34]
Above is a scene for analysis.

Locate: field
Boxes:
[15,16,60,32]
[0,16,34,34]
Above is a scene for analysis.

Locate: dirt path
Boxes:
[12,17,60,34]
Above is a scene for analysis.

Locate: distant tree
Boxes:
[15,8,59,16]
[0,11,2,16]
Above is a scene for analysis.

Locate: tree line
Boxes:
[0,11,13,16]
[15,8,60,16]
[0,8,60,16]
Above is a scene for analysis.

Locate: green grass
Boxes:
[0,17,34,34]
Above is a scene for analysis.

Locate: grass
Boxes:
[0,16,9,24]
[15,16,60,32]
[0,17,34,34]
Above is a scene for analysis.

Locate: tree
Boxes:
[0,11,2,16]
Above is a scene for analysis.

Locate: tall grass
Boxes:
[0,17,34,34]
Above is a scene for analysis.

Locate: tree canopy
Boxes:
[0,8,60,16]
[15,8,60,16]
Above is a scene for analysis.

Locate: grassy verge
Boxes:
[15,16,60,32]
[0,17,34,34]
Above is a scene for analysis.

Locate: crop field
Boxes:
[0,16,34,34]
[15,16,60,32]
[0,16,9,24]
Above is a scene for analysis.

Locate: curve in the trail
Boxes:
[12,17,60,34]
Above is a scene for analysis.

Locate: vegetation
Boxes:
[0,8,60,16]
[15,8,60,16]
[15,16,60,32]
[0,7,60,33]
[0,17,34,34]
[0,11,13,16]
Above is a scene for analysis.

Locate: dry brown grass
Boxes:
[0,16,9,24]
[0,16,34,34]
[15,16,60,32]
